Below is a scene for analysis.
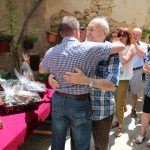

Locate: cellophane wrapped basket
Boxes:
[0,69,46,114]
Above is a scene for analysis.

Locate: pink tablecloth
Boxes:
[0,89,53,150]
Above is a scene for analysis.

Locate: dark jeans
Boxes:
[92,114,114,150]
[51,93,92,150]
[71,114,114,150]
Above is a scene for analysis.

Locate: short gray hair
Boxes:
[133,28,142,34]
[60,16,80,36]
[91,17,109,34]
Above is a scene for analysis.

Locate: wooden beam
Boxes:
[33,130,52,135]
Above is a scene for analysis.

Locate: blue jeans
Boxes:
[51,93,92,150]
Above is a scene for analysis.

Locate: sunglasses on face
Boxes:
[80,27,86,31]
[117,34,127,38]
[112,35,117,38]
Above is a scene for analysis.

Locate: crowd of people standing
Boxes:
[39,15,150,150]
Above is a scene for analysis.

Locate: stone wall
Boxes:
[0,0,49,72]
[46,0,150,32]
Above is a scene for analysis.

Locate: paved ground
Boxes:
[20,81,150,150]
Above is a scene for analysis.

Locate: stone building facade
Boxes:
[0,0,150,72]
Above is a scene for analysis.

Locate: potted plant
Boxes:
[0,71,11,79]
[79,20,88,28]
[142,28,150,40]
[0,32,12,53]
[23,32,38,50]
[47,21,59,43]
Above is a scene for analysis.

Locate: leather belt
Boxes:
[133,66,143,71]
[55,91,90,100]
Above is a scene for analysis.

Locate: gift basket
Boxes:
[0,67,46,114]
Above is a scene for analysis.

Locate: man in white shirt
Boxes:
[129,28,147,118]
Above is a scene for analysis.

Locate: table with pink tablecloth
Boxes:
[0,89,53,150]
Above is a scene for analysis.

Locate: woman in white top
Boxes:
[113,28,135,137]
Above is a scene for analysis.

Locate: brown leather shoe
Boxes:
[124,107,127,112]
[130,109,137,118]
[111,122,119,128]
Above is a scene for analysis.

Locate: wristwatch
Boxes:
[88,80,94,88]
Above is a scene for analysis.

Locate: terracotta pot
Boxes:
[47,32,58,43]
[0,40,10,53]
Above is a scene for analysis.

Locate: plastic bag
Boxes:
[21,54,34,79]
[0,80,41,106]
[14,69,46,93]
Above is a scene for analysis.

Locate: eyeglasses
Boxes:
[86,28,104,32]
[117,34,127,38]
[112,35,117,38]
[80,29,85,31]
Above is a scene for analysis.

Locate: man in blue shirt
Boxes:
[40,16,124,150]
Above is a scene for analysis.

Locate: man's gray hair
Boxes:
[133,28,142,34]
[91,17,109,34]
[60,16,80,36]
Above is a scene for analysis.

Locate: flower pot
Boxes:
[0,40,10,53]
[47,32,58,43]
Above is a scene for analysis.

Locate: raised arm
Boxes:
[143,62,150,74]
[134,43,146,57]
[121,44,135,65]
[132,39,146,57]
[111,41,125,54]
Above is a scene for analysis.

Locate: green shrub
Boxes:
[0,32,13,42]
[0,71,11,79]
[142,28,150,38]
[23,32,38,45]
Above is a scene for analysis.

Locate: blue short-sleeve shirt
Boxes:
[40,37,112,95]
